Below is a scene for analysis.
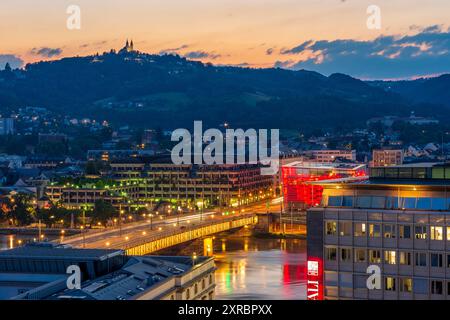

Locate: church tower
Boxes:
[120,39,135,54]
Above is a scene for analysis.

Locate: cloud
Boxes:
[30,47,63,58]
[277,25,450,79]
[266,48,274,55]
[0,54,24,69]
[184,51,221,60]
[158,44,189,55]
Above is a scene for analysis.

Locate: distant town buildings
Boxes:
[367,112,439,127]
[0,118,14,135]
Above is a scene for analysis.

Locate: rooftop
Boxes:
[0,243,123,261]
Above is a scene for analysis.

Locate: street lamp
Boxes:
[149,213,153,230]
[192,252,198,266]
[80,226,86,248]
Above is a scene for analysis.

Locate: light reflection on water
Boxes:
[212,232,307,300]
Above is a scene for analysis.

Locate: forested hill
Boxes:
[0,50,448,132]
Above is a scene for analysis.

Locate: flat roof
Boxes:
[0,244,123,261]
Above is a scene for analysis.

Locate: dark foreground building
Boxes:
[0,243,215,300]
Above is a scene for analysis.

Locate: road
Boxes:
[60,198,283,249]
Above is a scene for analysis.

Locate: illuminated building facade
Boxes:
[46,157,273,210]
[282,162,367,210]
[307,163,450,300]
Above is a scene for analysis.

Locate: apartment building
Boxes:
[372,149,404,167]
[46,157,274,210]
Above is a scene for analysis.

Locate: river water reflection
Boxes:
[210,230,307,300]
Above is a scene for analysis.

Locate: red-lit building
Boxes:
[282,162,367,210]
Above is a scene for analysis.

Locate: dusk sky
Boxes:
[1,0,449,79]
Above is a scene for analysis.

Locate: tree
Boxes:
[91,200,117,226]
[5,194,36,226]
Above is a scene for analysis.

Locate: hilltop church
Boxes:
[119,39,135,54]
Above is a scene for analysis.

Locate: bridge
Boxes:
[60,213,257,256]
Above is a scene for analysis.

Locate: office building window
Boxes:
[369,224,381,237]
[431,253,443,268]
[384,224,396,238]
[340,248,352,262]
[325,247,337,261]
[369,250,381,263]
[414,279,428,295]
[385,277,396,291]
[399,225,411,239]
[324,272,338,287]
[354,249,366,263]
[447,227,450,241]
[339,221,351,236]
[399,252,412,265]
[415,252,427,267]
[430,226,443,240]
[399,278,412,293]
[384,251,396,265]
[431,280,443,295]
[325,221,337,236]
[415,225,427,240]
[354,223,366,237]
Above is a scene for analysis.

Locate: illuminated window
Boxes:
[431,226,443,240]
[339,221,351,236]
[384,224,396,238]
[415,252,427,267]
[399,278,412,293]
[384,251,396,265]
[399,252,411,265]
[354,249,366,263]
[369,224,381,237]
[431,253,443,268]
[431,280,443,295]
[325,247,337,261]
[325,221,337,236]
[415,225,427,240]
[399,225,411,239]
[340,248,352,262]
[354,223,366,237]
[385,277,396,291]
[369,250,381,263]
